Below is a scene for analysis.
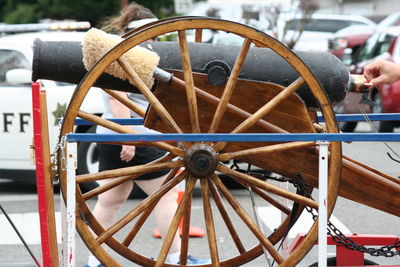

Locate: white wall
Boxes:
[195,0,400,20]
[369,0,400,17]
[323,0,400,19]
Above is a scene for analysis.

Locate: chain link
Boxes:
[293,173,400,258]
[49,117,65,182]
[228,164,400,258]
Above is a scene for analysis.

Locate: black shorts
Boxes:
[97,143,169,180]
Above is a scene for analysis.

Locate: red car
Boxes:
[329,12,400,63]
[339,26,400,132]
[329,25,375,62]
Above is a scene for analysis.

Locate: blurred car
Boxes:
[0,25,104,185]
[329,12,400,62]
[338,26,400,132]
[282,13,375,52]
[328,25,375,63]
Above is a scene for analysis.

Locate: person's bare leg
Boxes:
[135,176,181,254]
[92,179,133,229]
[86,180,133,266]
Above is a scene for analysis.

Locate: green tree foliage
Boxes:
[136,0,175,18]
[41,0,120,26]
[0,0,174,26]
[3,4,42,24]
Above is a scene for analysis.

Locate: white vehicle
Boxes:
[0,28,104,184]
[282,13,376,52]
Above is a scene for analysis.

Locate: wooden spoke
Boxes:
[248,186,291,215]
[77,160,183,184]
[218,141,316,161]
[103,89,145,117]
[195,29,202,42]
[122,168,182,247]
[155,176,197,267]
[171,76,287,133]
[210,174,284,264]
[208,38,252,133]
[83,174,135,200]
[220,174,291,215]
[217,164,318,209]
[77,110,184,156]
[83,154,176,200]
[99,141,174,147]
[178,30,200,133]
[208,176,246,254]
[179,179,192,265]
[117,57,183,134]
[96,173,185,245]
[200,178,220,265]
[213,77,305,151]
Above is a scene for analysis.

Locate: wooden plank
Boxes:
[39,89,59,267]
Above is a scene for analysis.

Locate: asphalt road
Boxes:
[0,123,399,267]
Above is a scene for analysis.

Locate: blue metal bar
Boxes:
[318,113,400,122]
[66,133,400,142]
[74,118,143,125]
[74,114,400,126]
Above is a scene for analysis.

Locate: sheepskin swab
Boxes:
[83,28,183,133]
[82,28,160,89]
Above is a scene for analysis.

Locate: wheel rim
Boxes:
[59,17,342,267]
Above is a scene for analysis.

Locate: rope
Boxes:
[358,104,400,161]
[0,203,41,267]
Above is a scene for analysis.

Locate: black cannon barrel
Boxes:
[32,39,139,93]
[150,42,350,108]
[32,40,350,108]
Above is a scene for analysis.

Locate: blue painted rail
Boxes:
[66,133,400,142]
[70,113,400,143]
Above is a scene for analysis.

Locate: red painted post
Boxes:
[32,81,51,267]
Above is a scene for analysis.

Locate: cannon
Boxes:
[32,17,400,266]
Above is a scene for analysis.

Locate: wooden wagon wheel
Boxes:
[59,17,342,266]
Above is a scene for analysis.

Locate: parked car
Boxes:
[0,27,104,186]
[338,26,400,132]
[329,12,400,62]
[282,13,375,52]
[328,25,375,63]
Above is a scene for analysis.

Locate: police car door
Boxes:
[0,45,34,172]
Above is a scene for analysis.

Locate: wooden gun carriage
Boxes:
[31,17,400,266]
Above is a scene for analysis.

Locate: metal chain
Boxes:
[49,117,65,183]
[293,173,400,258]
[228,164,400,257]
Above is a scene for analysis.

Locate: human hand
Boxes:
[120,145,135,162]
[363,60,400,87]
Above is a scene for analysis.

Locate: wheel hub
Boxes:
[184,143,218,178]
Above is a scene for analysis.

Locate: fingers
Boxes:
[369,75,387,88]
[120,145,135,162]
[363,60,383,84]
[363,60,400,87]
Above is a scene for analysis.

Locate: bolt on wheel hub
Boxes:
[184,143,218,178]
